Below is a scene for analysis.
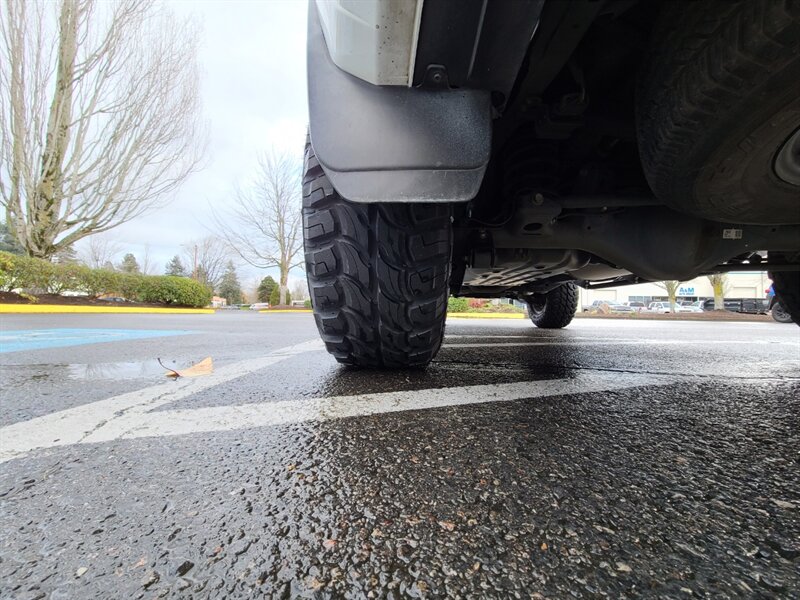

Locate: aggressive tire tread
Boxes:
[637,0,800,223]
[303,139,452,368]
[528,284,579,329]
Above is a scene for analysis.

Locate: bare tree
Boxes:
[290,279,308,302]
[140,244,154,275]
[215,152,303,305]
[655,280,682,313]
[183,236,229,290]
[0,0,205,259]
[80,233,121,268]
[706,273,729,311]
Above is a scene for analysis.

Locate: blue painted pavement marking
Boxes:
[0,329,193,354]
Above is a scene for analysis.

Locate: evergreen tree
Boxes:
[119,253,140,274]
[257,276,277,303]
[0,220,24,254]
[165,255,187,277]
[269,285,290,306]
[218,261,243,305]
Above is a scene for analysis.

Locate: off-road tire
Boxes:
[637,0,800,224]
[302,140,452,368]
[770,271,800,325]
[526,283,579,329]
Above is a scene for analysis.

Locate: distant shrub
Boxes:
[118,273,146,301]
[304,299,312,309]
[0,251,211,307]
[0,252,17,291]
[447,297,469,312]
[49,262,87,294]
[136,276,212,307]
[81,268,121,298]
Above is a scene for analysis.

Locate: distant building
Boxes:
[210,296,227,308]
[577,271,770,307]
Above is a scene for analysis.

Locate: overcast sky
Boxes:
[84,0,309,293]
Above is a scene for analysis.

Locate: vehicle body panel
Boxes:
[314,0,424,86]
[306,1,540,203]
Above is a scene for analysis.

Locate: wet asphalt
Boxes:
[0,312,798,599]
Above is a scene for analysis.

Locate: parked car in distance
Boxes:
[647,302,672,314]
[608,303,635,314]
[678,303,704,313]
[249,303,270,311]
[582,299,617,312]
[688,300,711,311]
[622,301,646,312]
[723,298,769,314]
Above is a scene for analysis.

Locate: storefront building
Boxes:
[577,271,771,307]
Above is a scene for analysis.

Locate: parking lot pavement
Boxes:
[1,313,798,598]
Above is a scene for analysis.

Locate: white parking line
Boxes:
[0,360,674,462]
[443,339,800,348]
[0,338,324,463]
[89,371,674,442]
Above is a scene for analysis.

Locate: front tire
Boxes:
[526,283,579,329]
[302,140,452,368]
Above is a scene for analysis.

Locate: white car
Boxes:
[647,302,672,314]
[622,301,646,312]
[608,303,635,314]
[249,303,270,311]
[678,302,704,313]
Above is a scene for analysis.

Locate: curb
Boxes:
[447,312,525,319]
[0,304,215,315]
[574,313,772,323]
[259,309,313,314]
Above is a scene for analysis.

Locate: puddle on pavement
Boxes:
[67,360,175,380]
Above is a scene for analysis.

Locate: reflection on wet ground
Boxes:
[0,360,175,384]
[0,315,798,598]
[68,360,176,380]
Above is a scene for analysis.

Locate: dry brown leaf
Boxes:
[164,357,213,378]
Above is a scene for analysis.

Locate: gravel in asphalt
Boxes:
[0,313,798,598]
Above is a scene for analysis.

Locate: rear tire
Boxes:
[303,139,452,368]
[526,283,578,329]
[770,271,800,325]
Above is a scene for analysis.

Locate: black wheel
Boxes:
[772,301,793,324]
[526,283,578,329]
[637,0,800,224]
[302,138,452,368]
[770,270,800,325]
